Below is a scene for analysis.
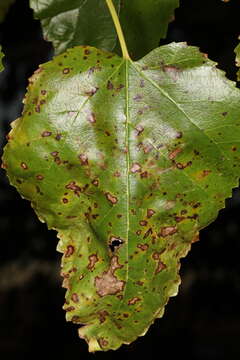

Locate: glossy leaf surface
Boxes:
[3,43,240,351]
[30,0,179,59]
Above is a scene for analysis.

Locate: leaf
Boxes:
[0,0,15,23]
[30,0,120,55]
[235,42,240,81]
[30,0,179,59]
[114,0,179,59]
[0,46,4,72]
[3,43,240,351]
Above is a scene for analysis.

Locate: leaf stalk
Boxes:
[105,0,130,60]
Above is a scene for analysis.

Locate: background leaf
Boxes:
[3,42,240,351]
[115,0,179,59]
[0,0,15,23]
[30,0,120,55]
[30,0,179,59]
[235,42,240,81]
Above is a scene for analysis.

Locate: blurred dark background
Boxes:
[0,0,240,359]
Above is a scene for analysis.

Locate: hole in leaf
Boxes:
[109,237,124,252]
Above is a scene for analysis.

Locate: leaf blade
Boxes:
[3,43,240,351]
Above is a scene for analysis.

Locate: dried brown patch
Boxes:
[95,256,125,297]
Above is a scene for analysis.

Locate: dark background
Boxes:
[0,0,240,359]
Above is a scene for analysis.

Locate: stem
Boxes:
[105,0,130,60]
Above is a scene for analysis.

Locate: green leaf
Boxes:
[115,0,179,59]
[0,46,4,72]
[30,0,179,59]
[3,43,240,351]
[235,42,240,81]
[0,0,15,23]
[30,0,120,55]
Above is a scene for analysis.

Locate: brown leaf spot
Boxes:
[98,338,109,348]
[130,163,142,173]
[41,90,47,95]
[90,180,99,189]
[168,148,182,160]
[21,162,28,170]
[65,181,81,196]
[41,131,52,137]
[51,151,59,157]
[72,315,81,323]
[55,133,62,141]
[175,131,182,139]
[71,293,79,303]
[139,220,148,226]
[135,125,144,136]
[155,261,167,274]
[114,171,121,177]
[62,198,68,203]
[140,171,148,178]
[133,94,142,101]
[95,256,125,297]
[87,112,96,123]
[160,226,177,237]
[176,162,192,170]
[63,68,70,74]
[65,245,74,257]
[79,153,88,166]
[105,192,118,205]
[85,87,99,96]
[136,230,142,236]
[147,209,155,218]
[98,310,109,323]
[107,80,114,90]
[152,252,167,274]
[35,105,41,113]
[137,243,149,251]
[36,174,44,180]
[143,228,153,239]
[65,306,75,312]
[202,169,211,177]
[128,297,141,305]
[87,254,99,271]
